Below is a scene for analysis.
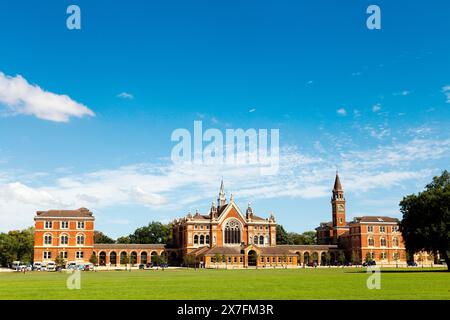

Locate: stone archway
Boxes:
[99,251,107,266]
[140,252,148,265]
[110,251,117,265]
[304,252,310,266]
[130,251,138,266]
[248,250,257,266]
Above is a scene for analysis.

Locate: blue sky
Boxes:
[0,0,449,237]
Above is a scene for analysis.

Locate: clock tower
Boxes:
[331,172,346,243]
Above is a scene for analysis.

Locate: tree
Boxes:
[89,253,98,265]
[183,254,196,268]
[116,236,131,244]
[351,251,361,265]
[324,252,331,266]
[301,231,317,245]
[215,253,221,268]
[276,225,289,244]
[338,252,346,265]
[364,252,373,264]
[0,227,34,267]
[94,231,115,244]
[55,254,65,268]
[400,170,450,271]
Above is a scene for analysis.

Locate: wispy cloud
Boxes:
[336,108,347,116]
[442,85,450,103]
[117,92,134,99]
[1,137,449,231]
[0,72,94,122]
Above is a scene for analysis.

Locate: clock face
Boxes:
[338,204,344,212]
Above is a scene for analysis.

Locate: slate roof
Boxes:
[35,208,94,218]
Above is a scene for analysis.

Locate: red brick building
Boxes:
[34,208,95,264]
[316,172,408,265]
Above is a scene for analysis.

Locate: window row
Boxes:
[193,234,210,245]
[367,225,399,233]
[42,251,84,260]
[250,234,269,246]
[193,224,210,230]
[44,221,85,229]
[367,237,399,247]
[43,233,86,245]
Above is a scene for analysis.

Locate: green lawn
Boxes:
[0,268,449,300]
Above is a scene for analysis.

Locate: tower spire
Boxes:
[333,171,343,191]
[218,178,227,208]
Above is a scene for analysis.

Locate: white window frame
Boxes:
[77,221,85,230]
[60,221,69,229]
[44,221,53,229]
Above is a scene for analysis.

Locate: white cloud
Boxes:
[442,85,450,103]
[393,90,411,96]
[117,92,134,99]
[372,104,381,113]
[0,72,95,122]
[248,108,256,113]
[336,108,347,116]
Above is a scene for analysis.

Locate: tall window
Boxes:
[205,235,210,245]
[76,234,85,245]
[43,251,51,259]
[60,234,68,245]
[259,235,264,245]
[368,237,374,247]
[224,219,241,244]
[77,221,85,229]
[44,221,53,229]
[194,234,198,244]
[44,234,52,245]
[380,237,387,247]
[199,234,205,245]
[380,226,386,233]
[367,226,373,233]
[392,237,399,247]
[254,235,258,244]
[61,221,69,229]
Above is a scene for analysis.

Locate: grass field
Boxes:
[0,267,449,300]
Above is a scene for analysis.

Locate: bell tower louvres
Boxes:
[331,171,346,242]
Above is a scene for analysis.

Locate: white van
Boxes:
[46,261,56,271]
[11,261,21,270]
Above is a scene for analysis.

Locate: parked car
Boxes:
[83,263,94,271]
[46,261,56,271]
[139,264,145,270]
[11,261,21,270]
[67,262,77,270]
[33,262,42,271]
[407,261,418,267]
[362,261,376,267]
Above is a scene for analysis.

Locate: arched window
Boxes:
[259,235,264,245]
[44,234,52,245]
[380,237,387,247]
[193,234,198,245]
[368,237,374,247]
[60,234,68,245]
[265,235,269,245]
[205,235,210,245]
[76,234,85,245]
[224,219,241,244]
[199,234,205,245]
[254,235,258,244]
[392,237,399,247]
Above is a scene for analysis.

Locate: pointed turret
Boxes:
[333,171,343,191]
[217,179,227,208]
[246,202,254,220]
